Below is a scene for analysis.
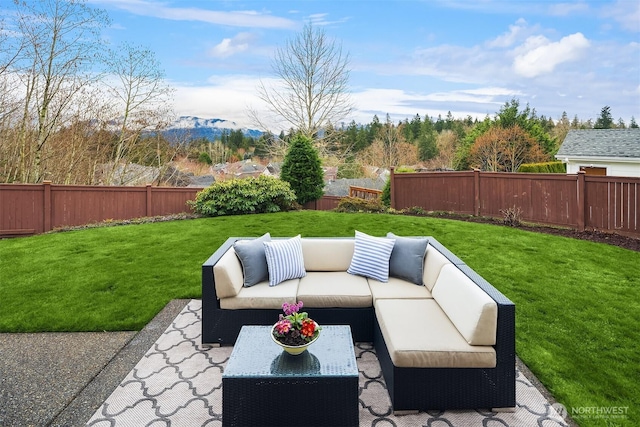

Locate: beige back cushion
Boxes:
[432,264,497,345]
[423,245,453,291]
[301,239,354,271]
[213,248,244,298]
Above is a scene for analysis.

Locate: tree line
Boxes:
[1,2,636,186]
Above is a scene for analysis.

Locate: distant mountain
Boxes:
[162,116,263,143]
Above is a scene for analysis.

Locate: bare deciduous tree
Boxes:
[358,115,417,169]
[102,43,175,185]
[254,23,353,145]
[11,0,109,182]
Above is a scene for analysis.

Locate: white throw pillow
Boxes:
[347,230,395,282]
[263,235,306,287]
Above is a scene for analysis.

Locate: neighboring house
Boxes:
[555,129,640,177]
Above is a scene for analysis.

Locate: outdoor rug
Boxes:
[87,300,568,426]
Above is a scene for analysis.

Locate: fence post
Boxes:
[390,167,395,209]
[473,169,481,216]
[146,184,153,217]
[43,181,52,232]
[576,171,586,231]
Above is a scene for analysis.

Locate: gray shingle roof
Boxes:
[556,129,640,158]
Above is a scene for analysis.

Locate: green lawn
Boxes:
[1,211,638,426]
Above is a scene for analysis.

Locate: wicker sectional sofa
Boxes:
[202,234,515,411]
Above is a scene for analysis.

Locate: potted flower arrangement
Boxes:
[271,301,321,355]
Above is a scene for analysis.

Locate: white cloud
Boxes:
[210,33,255,58]
[305,12,349,26]
[91,0,296,28]
[513,32,590,78]
[487,18,529,48]
[547,2,590,16]
[604,0,640,33]
[426,87,525,104]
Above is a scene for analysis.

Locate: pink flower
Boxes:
[282,301,304,316]
[275,319,292,335]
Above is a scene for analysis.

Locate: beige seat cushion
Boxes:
[220,279,299,309]
[422,244,453,291]
[297,271,372,307]
[432,264,497,346]
[213,248,244,298]
[375,299,496,368]
[368,277,433,301]
[301,239,355,271]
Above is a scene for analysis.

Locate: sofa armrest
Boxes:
[202,237,241,309]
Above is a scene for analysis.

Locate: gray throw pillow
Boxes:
[233,233,271,287]
[386,233,428,285]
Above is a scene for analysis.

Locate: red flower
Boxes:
[300,318,316,337]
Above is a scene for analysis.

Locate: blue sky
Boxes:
[89,0,639,129]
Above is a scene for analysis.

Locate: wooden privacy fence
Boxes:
[390,169,640,238]
[2,172,639,238]
[0,182,200,237]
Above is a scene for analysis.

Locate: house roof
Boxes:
[556,129,640,159]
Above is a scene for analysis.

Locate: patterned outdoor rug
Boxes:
[87,300,568,427]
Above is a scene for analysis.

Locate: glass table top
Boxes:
[223,325,358,378]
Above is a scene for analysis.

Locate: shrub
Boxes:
[198,152,213,165]
[404,206,427,215]
[394,166,416,173]
[334,197,386,213]
[381,177,391,207]
[518,161,566,173]
[499,206,523,227]
[189,176,297,217]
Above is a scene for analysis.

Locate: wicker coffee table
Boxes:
[222,325,359,427]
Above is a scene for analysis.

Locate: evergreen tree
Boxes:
[418,118,438,161]
[280,134,325,204]
[594,106,614,129]
[253,134,271,158]
[630,117,639,129]
[368,115,382,144]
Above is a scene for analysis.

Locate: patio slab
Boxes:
[0,299,189,427]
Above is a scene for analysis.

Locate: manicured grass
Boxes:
[1,211,638,426]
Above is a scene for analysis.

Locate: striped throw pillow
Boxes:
[263,235,306,287]
[347,231,396,282]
